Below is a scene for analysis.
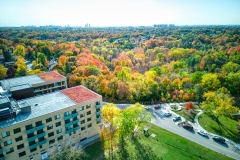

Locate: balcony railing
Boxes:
[37,132,46,138]
[38,139,47,145]
[73,125,80,131]
[72,112,78,117]
[65,128,73,134]
[72,119,79,124]
[27,135,36,142]
[36,124,44,130]
[96,104,102,109]
[96,117,102,121]
[26,128,35,134]
[65,121,72,127]
[64,114,71,120]
[29,143,38,150]
[96,111,101,115]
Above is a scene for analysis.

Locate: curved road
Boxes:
[108,103,240,160]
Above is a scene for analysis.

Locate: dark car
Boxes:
[182,123,193,131]
[173,116,181,122]
[154,105,161,110]
[212,136,225,143]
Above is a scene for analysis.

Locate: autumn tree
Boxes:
[100,103,120,160]
[6,66,16,78]
[202,87,239,122]
[201,73,221,91]
[0,64,6,79]
[117,103,151,149]
[116,81,131,101]
[185,101,194,110]
[195,84,204,105]
[13,45,26,57]
[15,56,27,77]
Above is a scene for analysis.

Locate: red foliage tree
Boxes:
[185,101,194,110]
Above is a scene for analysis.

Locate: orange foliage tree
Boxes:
[185,101,194,110]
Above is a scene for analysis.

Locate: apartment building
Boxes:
[0,85,102,160]
[0,71,67,99]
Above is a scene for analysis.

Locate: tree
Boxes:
[202,87,239,122]
[0,64,6,79]
[13,45,26,57]
[222,61,239,73]
[201,73,220,91]
[190,71,204,84]
[15,56,27,77]
[117,103,151,149]
[116,81,131,100]
[37,52,48,67]
[6,66,16,78]
[100,103,120,160]
[224,72,240,95]
[195,84,204,105]
[185,101,194,110]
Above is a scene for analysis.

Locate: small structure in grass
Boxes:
[144,127,149,136]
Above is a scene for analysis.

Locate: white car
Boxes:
[197,130,208,137]
[164,112,172,117]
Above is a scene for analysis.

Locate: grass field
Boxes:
[198,113,240,143]
[83,123,233,160]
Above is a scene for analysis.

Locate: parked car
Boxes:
[154,105,161,110]
[197,130,208,137]
[182,123,193,131]
[164,112,172,117]
[173,116,181,122]
[212,136,225,143]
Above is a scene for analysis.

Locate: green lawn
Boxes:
[198,113,240,143]
[83,123,233,160]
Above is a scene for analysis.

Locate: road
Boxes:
[110,103,240,160]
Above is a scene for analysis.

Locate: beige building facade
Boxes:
[0,85,102,160]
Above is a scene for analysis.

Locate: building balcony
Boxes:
[64,115,71,120]
[96,111,101,115]
[0,157,5,160]
[73,125,80,131]
[27,135,36,142]
[26,128,35,134]
[0,148,3,154]
[38,139,47,145]
[72,119,79,124]
[36,124,44,130]
[72,112,78,117]
[96,104,102,109]
[37,132,46,138]
[29,143,38,150]
[96,117,102,121]
[65,128,73,134]
[65,121,72,127]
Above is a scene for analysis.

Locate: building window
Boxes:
[25,124,33,130]
[17,144,24,150]
[80,113,85,118]
[64,111,69,116]
[6,147,14,154]
[55,122,61,127]
[29,141,36,146]
[15,136,23,142]
[57,136,63,141]
[4,139,12,146]
[73,117,78,121]
[87,123,92,128]
[87,117,91,122]
[47,124,53,130]
[48,132,54,137]
[18,151,26,157]
[2,131,10,138]
[86,104,91,109]
[38,137,45,142]
[46,117,52,123]
[56,128,62,134]
[72,109,77,114]
[80,106,84,111]
[35,121,42,127]
[49,139,55,145]
[37,129,44,134]
[30,148,37,153]
[87,111,91,115]
[27,133,34,139]
[54,114,60,120]
[81,126,86,131]
[81,120,85,124]
[13,128,21,134]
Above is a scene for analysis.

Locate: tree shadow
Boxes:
[131,137,162,160]
[116,141,131,160]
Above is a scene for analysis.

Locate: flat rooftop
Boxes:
[10,83,32,92]
[0,71,66,91]
[0,85,101,129]
[0,96,10,104]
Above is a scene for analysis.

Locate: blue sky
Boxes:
[0,0,240,27]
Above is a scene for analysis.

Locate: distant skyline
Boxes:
[0,0,240,27]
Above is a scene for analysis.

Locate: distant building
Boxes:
[0,85,102,160]
[0,71,67,98]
